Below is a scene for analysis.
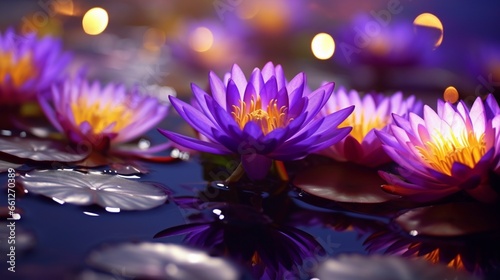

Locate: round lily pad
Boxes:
[20,170,167,211]
[293,162,398,203]
[87,242,241,280]
[0,137,89,162]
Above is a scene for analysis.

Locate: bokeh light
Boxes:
[143,28,166,52]
[413,13,444,48]
[311,33,335,60]
[189,27,214,53]
[443,86,459,103]
[82,7,109,35]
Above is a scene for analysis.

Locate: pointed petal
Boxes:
[158,129,230,154]
[209,71,227,110]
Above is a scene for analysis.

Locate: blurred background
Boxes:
[1,0,499,104]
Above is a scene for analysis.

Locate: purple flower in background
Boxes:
[337,15,437,66]
[159,62,354,180]
[318,88,422,167]
[39,77,169,155]
[376,95,500,202]
[0,28,70,105]
[168,19,252,72]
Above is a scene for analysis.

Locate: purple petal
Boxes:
[230,64,247,97]
[241,154,272,180]
[191,84,218,125]
[343,136,363,162]
[226,79,241,111]
[242,121,264,142]
[158,129,231,154]
[261,61,276,81]
[209,71,227,110]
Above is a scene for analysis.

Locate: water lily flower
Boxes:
[159,62,354,180]
[38,76,170,156]
[376,94,500,202]
[0,28,70,105]
[319,88,422,167]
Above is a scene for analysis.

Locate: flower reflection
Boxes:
[159,62,354,180]
[0,28,70,105]
[315,254,476,280]
[376,95,500,202]
[39,76,170,157]
[319,88,422,167]
[364,228,500,278]
[155,203,324,280]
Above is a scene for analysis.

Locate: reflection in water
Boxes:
[315,254,475,280]
[364,229,500,278]
[156,182,331,279]
[156,203,323,279]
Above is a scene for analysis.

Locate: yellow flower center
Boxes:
[71,97,133,134]
[0,51,37,87]
[416,131,486,175]
[339,112,388,142]
[231,97,291,135]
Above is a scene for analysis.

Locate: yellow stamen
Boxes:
[71,97,133,134]
[0,51,37,86]
[416,131,486,175]
[231,97,291,134]
[338,112,388,142]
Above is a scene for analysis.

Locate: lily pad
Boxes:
[394,202,500,237]
[87,242,241,280]
[0,137,89,162]
[20,170,167,211]
[315,255,477,280]
[293,162,398,203]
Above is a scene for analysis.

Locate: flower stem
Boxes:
[275,160,289,181]
[225,162,245,183]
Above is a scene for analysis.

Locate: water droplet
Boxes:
[138,139,151,150]
[52,197,65,205]
[1,130,12,136]
[105,207,121,213]
[83,211,99,217]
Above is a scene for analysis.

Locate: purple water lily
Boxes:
[0,28,70,105]
[318,88,422,167]
[159,62,354,180]
[39,76,169,156]
[376,94,500,202]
